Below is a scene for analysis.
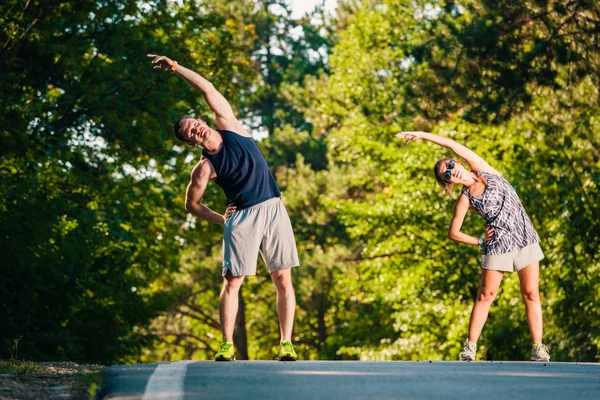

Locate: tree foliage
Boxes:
[1,0,598,363]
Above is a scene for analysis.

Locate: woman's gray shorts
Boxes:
[222,197,299,277]
[481,242,544,272]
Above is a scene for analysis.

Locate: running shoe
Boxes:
[278,340,297,361]
[215,341,235,361]
[531,343,550,362]
[460,341,477,361]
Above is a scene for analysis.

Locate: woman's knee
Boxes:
[477,288,497,302]
[521,287,540,302]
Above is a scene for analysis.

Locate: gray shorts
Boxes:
[222,197,299,277]
[481,242,544,272]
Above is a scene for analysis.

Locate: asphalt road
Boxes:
[99,360,600,400]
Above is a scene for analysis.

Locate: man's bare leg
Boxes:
[271,268,295,342]
[219,270,245,342]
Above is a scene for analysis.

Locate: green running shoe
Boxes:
[278,340,297,361]
[215,341,235,361]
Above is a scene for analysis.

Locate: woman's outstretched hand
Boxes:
[395,131,425,143]
[147,54,175,71]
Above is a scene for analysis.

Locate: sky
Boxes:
[288,0,338,19]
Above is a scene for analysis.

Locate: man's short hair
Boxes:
[173,115,192,141]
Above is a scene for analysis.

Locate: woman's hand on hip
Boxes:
[483,226,495,243]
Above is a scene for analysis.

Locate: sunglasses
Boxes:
[443,161,455,182]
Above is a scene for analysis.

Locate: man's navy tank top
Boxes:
[201,130,281,209]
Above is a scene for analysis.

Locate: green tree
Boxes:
[286,0,599,361]
[0,0,258,363]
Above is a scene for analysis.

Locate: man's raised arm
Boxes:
[147,54,243,132]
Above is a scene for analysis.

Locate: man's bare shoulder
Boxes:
[216,116,251,137]
[191,157,216,181]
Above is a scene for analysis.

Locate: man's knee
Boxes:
[223,273,244,292]
[271,269,294,291]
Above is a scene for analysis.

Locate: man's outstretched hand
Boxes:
[147,54,176,71]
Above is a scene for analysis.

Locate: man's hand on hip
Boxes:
[224,205,237,223]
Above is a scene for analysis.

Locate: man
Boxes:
[148,54,299,361]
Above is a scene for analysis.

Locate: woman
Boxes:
[396,130,550,362]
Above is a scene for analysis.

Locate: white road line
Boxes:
[142,361,195,400]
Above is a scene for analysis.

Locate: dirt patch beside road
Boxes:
[0,361,104,400]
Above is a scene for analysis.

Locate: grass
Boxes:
[0,359,50,375]
[2,337,104,398]
[0,359,105,399]
[78,370,105,398]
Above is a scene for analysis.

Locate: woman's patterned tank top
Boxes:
[462,171,540,255]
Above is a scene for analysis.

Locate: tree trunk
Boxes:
[233,288,249,360]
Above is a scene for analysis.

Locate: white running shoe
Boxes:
[531,344,551,362]
[460,341,477,361]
